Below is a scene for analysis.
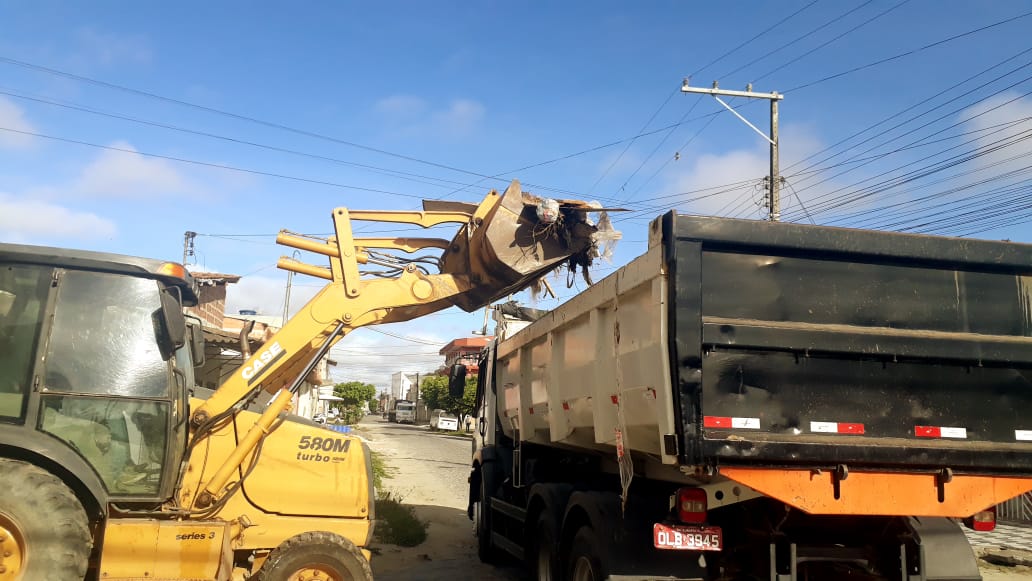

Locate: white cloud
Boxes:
[659,124,825,218]
[374,95,428,117]
[224,273,319,322]
[374,95,486,138]
[74,28,152,66]
[431,99,485,137]
[74,141,193,198]
[0,97,37,150]
[961,92,1032,178]
[0,193,116,242]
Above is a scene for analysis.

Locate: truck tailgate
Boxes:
[665,214,1032,475]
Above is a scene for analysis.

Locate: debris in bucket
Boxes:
[535,198,560,224]
[521,193,624,288]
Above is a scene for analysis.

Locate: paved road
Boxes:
[357,416,523,581]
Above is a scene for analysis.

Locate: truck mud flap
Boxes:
[768,516,981,581]
[906,516,981,581]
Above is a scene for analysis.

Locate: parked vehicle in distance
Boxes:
[313,413,326,424]
[389,400,416,424]
[429,409,459,431]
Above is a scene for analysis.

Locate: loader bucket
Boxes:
[438,181,602,312]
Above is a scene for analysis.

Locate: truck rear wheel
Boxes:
[474,465,503,564]
[0,458,91,580]
[566,525,608,581]
[530,509,561,580]
[254,531,372,581]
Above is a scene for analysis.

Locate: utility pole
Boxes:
[282,250,301,326]
[182,231,197,265]
[680,79,784,221]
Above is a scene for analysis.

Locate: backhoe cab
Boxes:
[0,180,608,580]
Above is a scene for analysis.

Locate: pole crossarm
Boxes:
[681,79,784,221]
[679,85,783,100]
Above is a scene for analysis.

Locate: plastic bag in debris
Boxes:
[535,198,560,224]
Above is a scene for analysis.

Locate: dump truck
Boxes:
[0,180,605,580]
[388,399,416,424]
[462,212,1032,580]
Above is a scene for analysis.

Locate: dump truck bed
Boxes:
[496,213,1032,479]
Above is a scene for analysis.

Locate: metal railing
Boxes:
[998,492,1032,524]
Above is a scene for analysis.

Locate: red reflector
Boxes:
[703,416,731,428]
[838,422,865,434]
[676,487,707,524]
[915,426,941,438]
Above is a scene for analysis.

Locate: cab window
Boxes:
[39,270,174,497]
[0,264,50,421]
[45,270,168,397]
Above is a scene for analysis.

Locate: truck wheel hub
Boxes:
[0,513,24,580]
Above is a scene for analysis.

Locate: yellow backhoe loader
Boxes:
[0,180,608,580]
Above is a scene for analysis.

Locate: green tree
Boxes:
[332,381,376,425]
[420,374,477,420]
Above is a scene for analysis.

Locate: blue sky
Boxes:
[2,1,1031,389]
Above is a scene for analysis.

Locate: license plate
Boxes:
[653,523,722,551]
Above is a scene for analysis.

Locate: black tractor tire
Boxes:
[0,458,91,581]
[530,508,561,581]
[566,525,609,581]
[254,531,373,581]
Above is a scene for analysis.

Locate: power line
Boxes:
[0,55,501,181]
[782,46,1032,176]
[752,0,911,83]
[781,78,1032,218]
[786,9,1032,92]
[0,126,428,198]
[721,0,876,79]
[595,0,822,198]
[0,87,494,193]
[688,0,821,79]
[365,327,445,346]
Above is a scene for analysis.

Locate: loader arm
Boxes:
[181,180,602,509]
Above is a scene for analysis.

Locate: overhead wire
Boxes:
[785,9,1032,93]
[720,0,876,79]
[780,82,1032,220]
[752,0,912,83]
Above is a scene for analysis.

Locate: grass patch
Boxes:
[374,491,428,547]
[370,450,392,491]
[369,451,427,547]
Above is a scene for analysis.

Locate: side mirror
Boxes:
[185,315,206,367]
[448,363,467,398]
[159,289,186,349]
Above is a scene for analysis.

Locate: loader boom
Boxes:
[182,180,604,509]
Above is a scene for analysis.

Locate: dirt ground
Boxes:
[359,418,523,581]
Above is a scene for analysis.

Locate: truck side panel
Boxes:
[495,246,680,464]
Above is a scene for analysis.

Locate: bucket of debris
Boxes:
[435,180,621,311]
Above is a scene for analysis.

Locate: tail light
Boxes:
[676,487,708,524]
[964,507,996,532]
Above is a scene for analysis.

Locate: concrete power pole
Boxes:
[182,231,197,265]
[680,79,784,221]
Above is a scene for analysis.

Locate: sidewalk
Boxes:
[966,522,1032,553]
